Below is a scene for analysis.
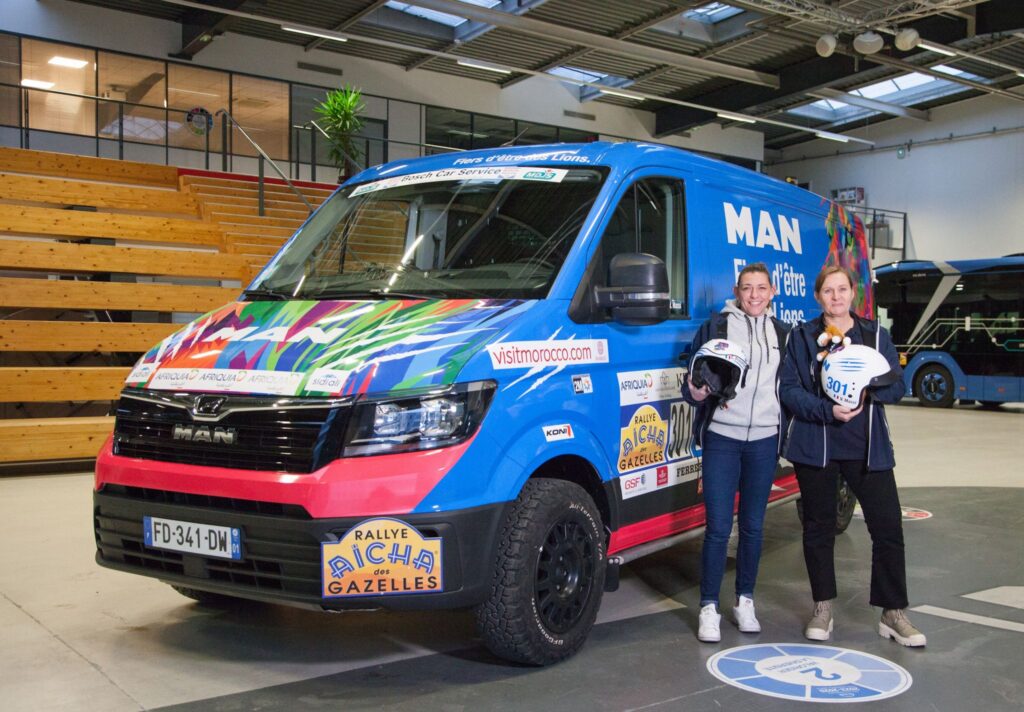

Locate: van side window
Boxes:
[596,177,688,316]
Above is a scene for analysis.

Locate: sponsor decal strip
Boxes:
[487,338,609,369]
[147,368,305,396]
[351,166,567,197]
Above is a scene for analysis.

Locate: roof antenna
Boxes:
[501,128,530,147]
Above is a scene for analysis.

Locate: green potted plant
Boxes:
[314,85,366,181]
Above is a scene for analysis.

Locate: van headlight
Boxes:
[343,381,496,456]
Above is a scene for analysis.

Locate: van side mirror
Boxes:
[593,253,670,326]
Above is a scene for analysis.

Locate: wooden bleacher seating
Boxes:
[0,148,253,465]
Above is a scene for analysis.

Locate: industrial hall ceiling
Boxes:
[66,0,1024,150]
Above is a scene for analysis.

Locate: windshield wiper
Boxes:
[242,287,295,301]
[307,288,436,301]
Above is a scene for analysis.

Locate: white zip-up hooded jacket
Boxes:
[707,299,782,442]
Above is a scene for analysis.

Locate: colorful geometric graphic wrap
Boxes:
[128,299,532,396]
[824,202,874,317]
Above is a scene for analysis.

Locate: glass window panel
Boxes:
[0,34,19,127]
[291,83,332,165]
[514,121,557,145]
[231,74,289,161]
[471,114,513,149]
[558,127,598,143]
[97,51,166,145]
[167,63,227,152]
[425,106,473,151]
[22,39,95,136]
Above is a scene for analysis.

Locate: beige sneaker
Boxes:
[879,609,926,647]
[805,600,833,641]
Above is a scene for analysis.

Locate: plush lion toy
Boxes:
[816,324,852,362]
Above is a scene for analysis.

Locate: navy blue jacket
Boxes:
[682,311,790,456]
[779,313,904,471]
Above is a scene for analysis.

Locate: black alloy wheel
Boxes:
[915,363,955,408]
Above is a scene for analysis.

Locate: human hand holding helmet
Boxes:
[687,339,749,404]
[821,344,901,417]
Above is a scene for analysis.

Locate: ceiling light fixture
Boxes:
[815,33,837,58]
[716,111,757,124]
[281,25,348,42]
[21,79,55,89]
[598,88,642,100]
[48,56,89,69]
[456,59,511,74]
[894,28,920,52]
[816,131,850,143]
[918,41,956,57]
[852,31,884,55]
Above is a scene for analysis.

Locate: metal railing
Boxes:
[215,108,313,215]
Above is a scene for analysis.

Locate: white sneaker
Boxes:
[733,595,761,633]
[697,603,722,642]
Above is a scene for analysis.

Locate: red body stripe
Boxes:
[608,472,800,555]
[94,434,475,518]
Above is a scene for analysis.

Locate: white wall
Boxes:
[766,92,1024,261]
[3,0,764,162]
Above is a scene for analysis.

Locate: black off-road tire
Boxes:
[796,477,858,535]
[170,584,239,606]
[915,364,955,408]
[474,479,606,666]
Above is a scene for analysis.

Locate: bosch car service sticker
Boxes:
[707,644,911,702]
[350,166,568,197]
[322,518,442,598]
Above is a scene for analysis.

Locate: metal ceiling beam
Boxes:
[398,0,781,88]
[652,4,1024,136]
[655,54,858,136]
[404,0,551,73]
[807,87,931,120]
[500,3,698,90]
[302,0,390,52]
[171,0,249,59]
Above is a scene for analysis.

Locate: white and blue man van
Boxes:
[94,142,871,664]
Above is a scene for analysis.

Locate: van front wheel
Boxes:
[475,479,605,665]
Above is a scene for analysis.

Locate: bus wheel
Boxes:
[915,364,955,408]
[475,479,605,665]
[795,478,857,535]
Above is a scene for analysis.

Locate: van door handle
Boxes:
[678,343,692,365]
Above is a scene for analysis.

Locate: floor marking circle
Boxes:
[853,505,932,521]
[707,644,912,703]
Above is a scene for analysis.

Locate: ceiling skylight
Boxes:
[385,0,500,28]
[683,3,744,23]
[788,65,992,124]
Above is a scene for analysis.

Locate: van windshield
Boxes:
[246,166,606,301]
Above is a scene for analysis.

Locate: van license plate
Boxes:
[143,516,242,560]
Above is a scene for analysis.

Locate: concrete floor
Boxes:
[1,400,1022,711]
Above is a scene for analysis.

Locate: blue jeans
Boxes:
[699,430,780,607]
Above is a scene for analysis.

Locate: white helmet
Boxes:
[690,339,749,401]
[822,344,900,407]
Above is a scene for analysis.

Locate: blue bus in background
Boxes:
[875,256,1024,407]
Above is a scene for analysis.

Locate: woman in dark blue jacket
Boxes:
[780,265,925,647]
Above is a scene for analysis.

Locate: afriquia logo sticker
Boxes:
[322,518,442,598]
[126,298,530,397]
[707,644,911,703]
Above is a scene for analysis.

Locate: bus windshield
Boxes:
[247,166,607,301]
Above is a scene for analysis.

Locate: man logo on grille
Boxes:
[192,395,227,417]
[172,424,237,445]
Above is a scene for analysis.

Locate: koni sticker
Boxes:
[322,518,442,598]
[543,424,574,442]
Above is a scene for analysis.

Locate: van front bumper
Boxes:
[94,482,509,611]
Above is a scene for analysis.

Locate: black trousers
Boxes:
[794,460,909,610]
